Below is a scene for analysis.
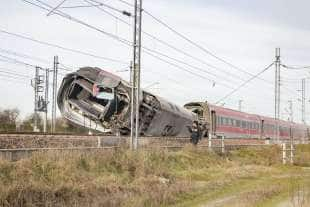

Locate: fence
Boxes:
[0,133,306,163]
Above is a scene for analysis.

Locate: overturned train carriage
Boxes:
[57,67,201,137]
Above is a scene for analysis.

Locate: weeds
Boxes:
[0,145,309,206]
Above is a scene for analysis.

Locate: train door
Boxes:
[211,110,216,135]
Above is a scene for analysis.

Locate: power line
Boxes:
[30,0,131,45]
[0,48,74,71]
[21,1,223,85]
[113,0,133,7]
[87,0,131,16]
[0,54,38,68]
[0,73,30,82]
[142,10,254,75]
[144,49,230,87]
[0,68,32,78]
[0,50,74,73]
[110,3,302,99]
[26,0,280,93]
[142,8,301,97]
[22,0,303,102]
[281,64,310,70]
[0,29,128,65]
[0,77,29,85]
[27,0,245,86]
[215,62,275,104]
[47,0,67,16]
[87,0,248,84]
[0,48,49,63]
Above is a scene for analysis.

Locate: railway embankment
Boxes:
[0,145,309,207]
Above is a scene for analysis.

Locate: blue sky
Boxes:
[0,0,309,123]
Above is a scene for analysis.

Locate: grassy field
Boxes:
[0,145,309,207]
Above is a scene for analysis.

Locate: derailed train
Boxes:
[58,67,310,141]
[57,67,203,137]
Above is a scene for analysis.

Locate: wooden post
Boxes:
[208,133,212,150]
[221,135,225,154]
[290,142,294,164]
[282,142,286,164]
[97,136,101,148]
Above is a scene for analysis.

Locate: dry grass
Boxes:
[0,148,217,207]
[0,145,309,207]
[294,144,310,167]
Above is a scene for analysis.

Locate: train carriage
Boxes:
[185,102,310,142]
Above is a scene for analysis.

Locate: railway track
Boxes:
[1,132,305,161]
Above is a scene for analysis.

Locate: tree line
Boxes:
[0,107,89,134]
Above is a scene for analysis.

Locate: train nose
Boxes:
[57,67,126,133]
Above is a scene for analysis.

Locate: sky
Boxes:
[0,0,309,124]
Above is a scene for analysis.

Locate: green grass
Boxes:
[0,144,309,207]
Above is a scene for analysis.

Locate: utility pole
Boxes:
[274,48,281,142]
[51,56,58,133]
[238,100,243,111]
[302,78,306,124]
[33,67,39,132]
[130,0,142,150]
[32,67,46,132]
[44,69,49,133]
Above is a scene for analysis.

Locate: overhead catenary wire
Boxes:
[83,0,251,88]
[0,68,32,78]
[21,0,304,107]
[25,0,302,100]
[21,0,223,86]
[0,73,31,82]
[87,0,131,16]
[141,6,307,100]
[0,29,128,65]
[144,50,231,88]
[0,77,30,85]
[27,0,253,89]
[0,56,72,73]
[281,64,310,70]
[215,62,275,104]
[0,48,49,63]
[0,48,73,72]
[30,0,225,85]
[29,0,132,46]
[85,0,248,84]
[109,1,304,100]
[0,54,38,68]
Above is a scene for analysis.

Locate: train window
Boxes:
[236,120,241,127]
[232,119,236,127]
[229,119,233,126]
[224,118,228,126]
[225,118,229,125]
[242,121,246,128]
[221,117,224,125]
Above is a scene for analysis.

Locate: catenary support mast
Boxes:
[51,56,58,133]
[275,48,281,142]
[130,0,142,150]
